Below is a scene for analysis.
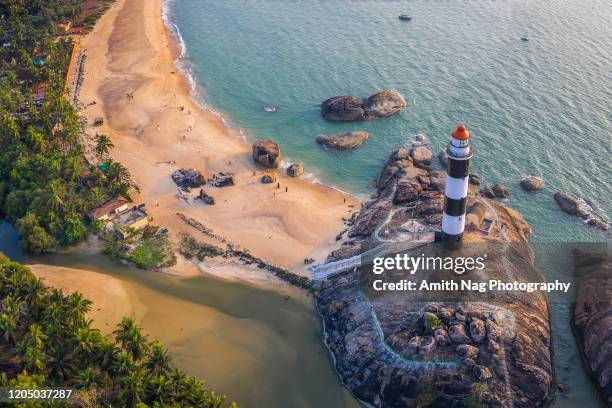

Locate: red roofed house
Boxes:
[88,197,129,222]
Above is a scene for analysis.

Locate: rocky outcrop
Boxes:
[438,149,449,167]
[572,248,612,405]
[554,192,609,230]
[171,169,205,189]
[321,90,406,121]
[198,189,214,205]
[492,184,510,198]
[287,163,304,178]
[316,131,369,150]
[521,175,544,192]
[252,140,281,168]
[210,172,234,187]
[317,139,554,407]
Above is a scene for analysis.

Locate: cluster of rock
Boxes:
[554,192,609,230]
[210,172,234,187]
[252,140,281,168]
[171,168,205,189]
[572,248,612,405]
[287,163,304,177]
[481,183,510,199]
[316,131,369,150]
[316,140,554,407]
[198,189,214,205]
[321,90,406,121]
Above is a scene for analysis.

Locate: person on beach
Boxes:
[285,187,288,193]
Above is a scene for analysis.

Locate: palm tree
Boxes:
[144,340,171,378]
[113,317,149,361]
[75,366,98,389]
[94,134,114,159]
[0,313,18,345]
[67,292,92,327]
[47,342,75,382]
[47,179,65,212]
[117,368,145,407]
[145,375,169,405]
[20,344,46,373]
[73,327,99,362]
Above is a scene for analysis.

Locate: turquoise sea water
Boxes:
[165,0,610,406]
[167,0,610,243]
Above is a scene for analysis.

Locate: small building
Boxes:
[88,197,129,222]
[115,206,149,233]
[32,53,48,67]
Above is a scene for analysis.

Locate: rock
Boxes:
[261,174,275,184]
[429,171,446,191]
[438,149,449,167]
[320,96,366,121]
[469,173,481,186]
[316,131,369,150]
[474,365,492,381]
[407,336,421,356]
[321,90,406,121]
[171,168,205,189]
[520,175,544,191]
[482,185,495,198]
[434,328,452,347]
[198,189,215,205]
[211,172,234,187]
[485,319,503,342]
[470,318,487,342]
[393,180,422,204]
[252,140,281,168]
[554,192,585,216]
[363,90,407,119]
[437,307,454,320]
[448,324,472,344]
[492,184,510,198]
[572,249,612,404]
[287,163,304,177]
[456,344,479,359]
[419,336,436,353]
[410,146,433,166]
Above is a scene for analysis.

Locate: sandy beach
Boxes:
[30,264,135,335]
[76,0,358,283]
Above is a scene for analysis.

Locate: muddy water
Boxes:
[0,222,360,408]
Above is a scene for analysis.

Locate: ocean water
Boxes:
[165,0,610,406]
[167,0,610,244]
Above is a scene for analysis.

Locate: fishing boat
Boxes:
[521,36,529,42]
[398,14,412,21]
[264,105,279,113]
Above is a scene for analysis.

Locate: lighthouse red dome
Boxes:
[452,124,470,140]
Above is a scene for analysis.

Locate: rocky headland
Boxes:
[321,90,406,121]
[572,248,612,405]
[315,136,554,407]
[554,192,609,231]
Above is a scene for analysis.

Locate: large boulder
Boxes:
[316,131,369,150]
[171,169,205,189]
[252,140,281,168]
[321,90,406,121]
[438,149,449,167]
[198,189,215,205]
[448,324,472,344]
[261,174,275,184]
[410,146,433,166]
[363,90,407,119]
[287,163,304,177]
[520,175,544,192]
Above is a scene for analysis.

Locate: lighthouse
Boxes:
[438,124,473,249]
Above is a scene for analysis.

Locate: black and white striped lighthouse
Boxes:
[438,124,473,249]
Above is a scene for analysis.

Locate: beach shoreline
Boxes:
[75,0,360,288]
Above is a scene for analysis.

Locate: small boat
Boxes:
[264,105,279,113]
[521,37,529,42]
[399,14,412,21]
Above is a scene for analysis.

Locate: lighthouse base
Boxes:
[435,230,463,250]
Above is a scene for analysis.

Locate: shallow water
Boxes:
[0,222,360,408]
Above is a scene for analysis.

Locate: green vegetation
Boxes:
[424,314,442,332]
[179,233,225,261]
[104,227,176,270]
[0,0,131,254]
[0,253,237,407]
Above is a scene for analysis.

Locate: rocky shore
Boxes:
[572,248,612,405]
[316,137,554,407]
